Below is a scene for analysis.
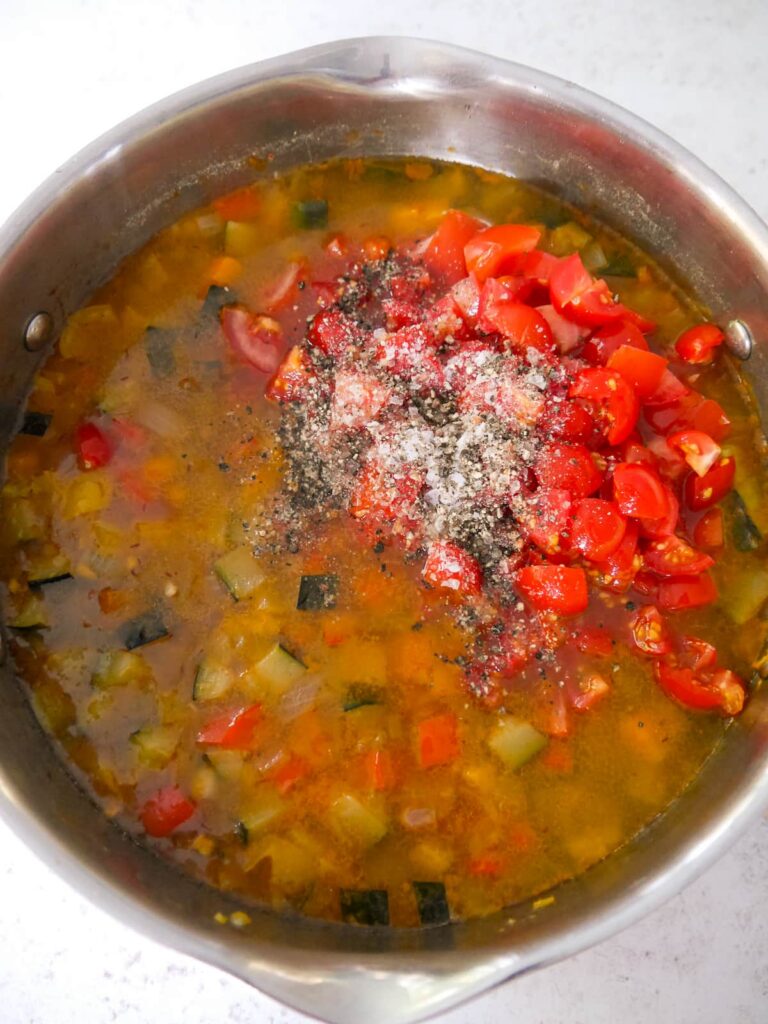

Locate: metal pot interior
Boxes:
[1,37,767,1024]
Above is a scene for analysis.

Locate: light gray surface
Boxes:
[1,1,767,1022]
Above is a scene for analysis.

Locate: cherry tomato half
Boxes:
[535,443,603,498]
[516,564,589,615]
[683,455,736,510]
[571,499,627,561]
[422,540,483,596]
[75,422,112,470]
[629,604,672,656]
[675,323,724,364]
[464,223,542,283]
[667,429,721,478]
[643,536,714,577]
[423,210,485,285]
[569,367,639,445]
[656,572,717,612]
[613,462,672,520]
[606,345,668,401]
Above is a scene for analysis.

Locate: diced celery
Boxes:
[204,750,245,782]
[214,545,265,601]
[192,659,234,701]
[488,717,547,770]
[253,643,306,695]
[130,724,182,769]
[724,568,768,625]
[92,650,150,689]
[329,793,387,848]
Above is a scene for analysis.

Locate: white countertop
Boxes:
[1,2,767,1021]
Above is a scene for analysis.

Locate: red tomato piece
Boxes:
[374,324,445,391]
[582,320,649,364]
[422,540,483,596]
[516,565,589,615]
[629,604,672,656]
[523,488,574,554]
[307,308,361,359]
[568,672,611,712]
[477,287,554,353]
[418,712,461,767]
[657,572,717,612]
[675,323,724,364]
[197,704,264,749]
[468,853,506,877]
[75,422,112,470]
[645,436,688,481]
[643,536,714,577]
[644,368,690,408]
[348,459,424,524]
[262,261,304,312]
[594,521,640,593]
[536,304,589,354]
[607,345,668,401]
[571,498,627,561]
[667,429,721,477]
[423,210,485,284]
[535,443,603,498]
[678,636,718,673]
[683,455,736,510]
[548,400,597,444]
[686,398,732,442]
[450,274,482,324]
[463,223,542,283]
[550,253,654,330]
[212,186,261,222]
[509,249,560,285]
[693,508,724,550]
[330,370,393,431]
[654,662,723,711]
[265,346,316,402]
[638,490,679,539]
[569,367,639,445]
[220,304,283,373]
[613,462,671,519]
[571,626,614,657]
[709,669,746,716]
[271,755,310,794]
[140,786,196,838]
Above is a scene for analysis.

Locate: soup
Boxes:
[2,159,766,928]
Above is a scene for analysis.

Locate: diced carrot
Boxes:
[271,755,309,794]
[209,256,243,287]
[363,749,397,791]
[98,587,128,615]
[212,186,262,222]
[418,712,460,768]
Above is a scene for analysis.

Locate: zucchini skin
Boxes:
[122,611,169,650]
[339,888,389,926]
[28,572,74,588]
[144,326,176,378]
[19,411,52,437]
[297,574,338,611]
[412,881,450,926]
[293,200,328,230]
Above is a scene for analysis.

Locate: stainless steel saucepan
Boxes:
[1,36,767,1024]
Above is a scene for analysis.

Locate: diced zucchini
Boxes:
[190,762,218,800]
[19,411,52,437]
[488,717,547,770]
[253,643,306,694]
[144,326,176,379]
[4,498,46,542]
[203,749,245,782]
[130,724,182,769]
[122,610,169,650]
[92,649,150,689]
[296,574,338,610]
[292,199,328,230]
[214,546,265,601]
[343,683,383,711]
[601,253,637,278]
[26,548,72,588]
[329,793,387,848]
[7,594,49,630]
[224,221,261,258]
[580,241,608,272]
[724,568,768,625]
[192,659,234,701]
[548,221,592,256]
[243,835,316,893]
[239,788,285,834]
[412,881,450,926]
[28,571,73,589]
[201,284,235,316]
[727,491,762,552]
[339,888,389,926]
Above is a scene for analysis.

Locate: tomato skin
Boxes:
[423,210,485,284]
[140,786,196,838]
[657,572,717,612]
[629,604,672,656]
[613,462,671,519]
[75,422,112,470]
[516,565,589,615]
[693,507,724,550]
[523,488,574,554]
[535,443,603,498]
[220,304,283,372]
[638,490,679,539]
[568,672,611,712]
[569,367,639,445]
[464,223,542,282]
[582,320,649,365]
[654,662,723,710]
[422,540,483,596]
[548,400,598,444]
[667,429,721,477]
[418,712,461,767]
[643,536,714,577]
[571,498,627,561]
[606,345,668,401]
[307,309,361,359]
[262,261,304,312]
[478,289,554,352]
[675,323,724,364]
[197,704,264,748]
[678,636,718,673]
[684,455,736,511]
[265,346,316,402]
[571,626,614,657]
[536,304,589,354]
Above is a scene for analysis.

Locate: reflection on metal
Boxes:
[23,312,53,352]
[725,319,754,361]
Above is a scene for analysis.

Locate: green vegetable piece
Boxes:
[130,724,181,769]
[28,572,73,589]
[122,611,169,650]
[144,326,176,379]
[214,545,266,601]
[19,411,52,437]
[339,888,389,927]
[488,717,547,770]
[92,650,150,689]
[343,684,384,712]
[329,793,387,848]
[297,574,338,611]
[728,491,762,552]
[192,660,234,702]
[724,568,768,625]
[412,881,450,926]
[253,643,306,693]
[293,199,328,230]
[7,594,49,630]
[600,253,637,277]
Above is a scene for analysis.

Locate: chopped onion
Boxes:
[401,807,436,830]
[135,400,186,439]
[278,675,321,720]
[195,212,224,237]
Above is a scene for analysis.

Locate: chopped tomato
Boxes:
[550,253,654,330]
[606,345,668,401]
[568,672,611,712]
[582,320,649,364]
[594,521,639,592]
[535,443,603,498]
[645,436,688,481]
[709,669,746,716]
[683,455,735,510]
[348,459,424,524]
[374,324,445,391]
[516,565,589,615]
[667,430,721,477]
[613,462,672,519]
[464,223,542,282]
[422,540,483,596]
[212,185,261,221]
[638,490,679,540]
[629,604,672,656]
[423,210,484,284]
[643,536,714,577]
[140,786,196,838]
[75,422,111,470]
[569,367,639,445]
[197,704,264,748]
[678,636,718,673]
[220,304,283,372]
[307,309,361,359]
[644,368,690,408]
[571,498,627,561]
[675,323,724,364]
[693,508,724,550]
[686,398,732,442]
[418,712,460,767]
[330,370,393,431]
[523,488,574,554]
[265,346,315,402]
[478,289,554,353]
[548,400,597,444]
[654,661,743,714]
[536,304,589,354]
[509,249,560,286]
[271,755,310,794]
[571,626,613,657]
[450,274,482,324]
[657,573,717,612]
[262,261,304,312]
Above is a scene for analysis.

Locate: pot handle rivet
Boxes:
[724,319,754,361]
[24,312,54,352]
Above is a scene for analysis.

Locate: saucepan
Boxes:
[1,36,767,1024]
